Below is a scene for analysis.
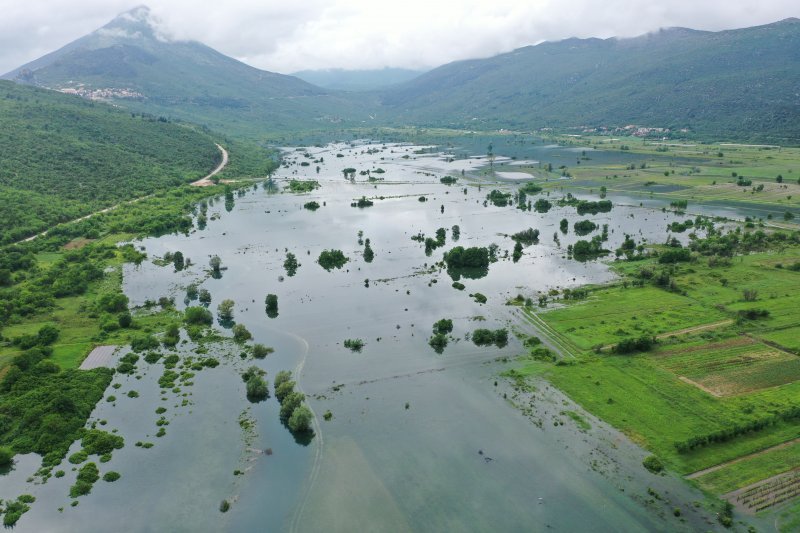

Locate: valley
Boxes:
[1,5,799,531]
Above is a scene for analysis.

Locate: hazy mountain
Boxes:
[292,68,425,91]
[3,6,375,137]
[379,19,800,142]
[6,8,799,142]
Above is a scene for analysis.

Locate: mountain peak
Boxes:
[100,5,164,41]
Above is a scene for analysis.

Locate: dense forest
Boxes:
[0,81,222,244]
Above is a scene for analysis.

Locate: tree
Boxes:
[363,239,375,263]
[252,344,273,359]
[199,289,212,305]
[185,306,213,325]
[173,251,184,271]
[217,299,235,321]
[288,405,313,433]
[433,319,453,335]
[37,324,60,345]
[318,249,349,271]
[232,323,252,343]
[280,391,305,421]
[0,446,14,468]
[275,380,296,403]
[284,252,299,276]
[245,375,269,402]
[118,312,132,328]
[209,256,222,273]
[265,294,278,317]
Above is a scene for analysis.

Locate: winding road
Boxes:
[16,143,229,245]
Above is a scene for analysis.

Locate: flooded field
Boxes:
[3,141,734,531]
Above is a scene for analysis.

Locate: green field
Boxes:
[511,238,800,515]
[523,134,800,219]
[695,440,800,494]
[654,338,800,397]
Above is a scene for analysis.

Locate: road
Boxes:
[16,143,228,245]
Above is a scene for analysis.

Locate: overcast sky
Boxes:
[1,0,798,75]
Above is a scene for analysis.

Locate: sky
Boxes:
[1,0,798,75]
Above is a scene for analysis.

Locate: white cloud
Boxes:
[0,0,797,75]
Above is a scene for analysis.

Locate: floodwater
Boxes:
[3,141,732,531]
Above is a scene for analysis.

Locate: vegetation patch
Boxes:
[318,249,349,271]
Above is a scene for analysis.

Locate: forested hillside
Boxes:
[380,19,800,143]
[0,80,221,244]
[3,6,373,137]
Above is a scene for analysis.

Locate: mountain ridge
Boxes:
[4,8,800,142]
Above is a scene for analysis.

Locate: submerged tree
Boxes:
[265,294,278,318]
[217,299,235,322]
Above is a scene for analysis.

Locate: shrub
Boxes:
[274,370,292,389]
[0,446,14,467]
[343,339,365,352]
[614,335,656,354]
[118,312,132,328]
[103,471,121,482]
[433,319,453,335]
[429,333,448,353]
[511,228,540,244]
[252,344,274,359]
[280,392,305,421]
[265,293,278,313]
[130,334,159,352]
[184,306,213,325]
[232,324,252,343]
[658,248,692,264]
[245,375,269,402]
[217,299,235,321]
[573,220,597,236]
[275,381,296,403]
[444,247,489,269]
[642,455,664,474]
[472,328,508,348]
[318,249,349,271]
[288,405,314,433]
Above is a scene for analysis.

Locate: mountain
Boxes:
[0,80,223,244]
[6,9,800,142]
[3,6,374,137]
[292,68,425,91]
[379,19,800,142]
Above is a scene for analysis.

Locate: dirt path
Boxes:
[191,144,229,186]
[599,319,734,351]
[15,144,228,245]
[686,437,800,480]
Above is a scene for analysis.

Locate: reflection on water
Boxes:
[10,141,726,532]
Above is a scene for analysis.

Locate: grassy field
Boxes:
[539,285,727,350]
[511,241,800,516]
[695,440,800,495]
[0,244,181,370]
[520,134,800,219]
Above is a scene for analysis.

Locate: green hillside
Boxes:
[0,80,221,244]
[4,7,374,137]
[380,19,800,143]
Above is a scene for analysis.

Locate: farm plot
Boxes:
[654,337,800,396]
[758,326,800,354]
[727,469,800,514]
[541,286,725,350]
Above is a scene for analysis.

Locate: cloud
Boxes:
[0,0,797,75]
